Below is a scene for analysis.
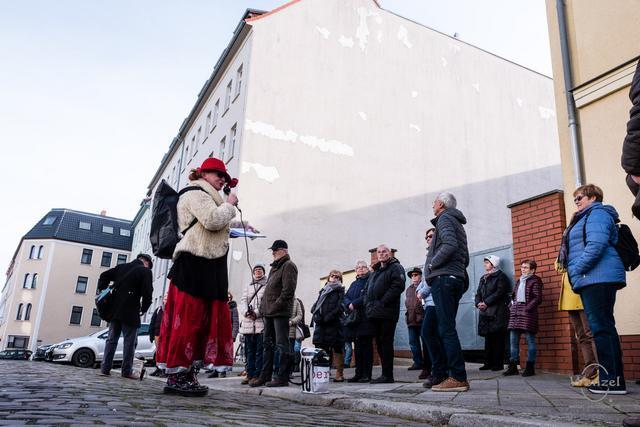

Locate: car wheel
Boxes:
[72,349,95,368]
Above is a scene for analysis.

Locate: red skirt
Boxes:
[156,283,233,373]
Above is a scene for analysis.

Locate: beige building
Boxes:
[545,0,640,378]
[0,209,132,351]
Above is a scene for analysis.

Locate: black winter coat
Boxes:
[148,306,163,342]
[424,208,469,281]
[97,259,153,327]
[621,62,640,217]
[365,258,406,321]
[343,274,374,339]
[474,270,511,337]
[260,255,298,318]
[311,284,345,349]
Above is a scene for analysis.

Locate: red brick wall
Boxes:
[622,335,640,381]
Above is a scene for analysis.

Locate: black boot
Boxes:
[503,361,519,376]
[521,362,535,377]
[163,371,208,397]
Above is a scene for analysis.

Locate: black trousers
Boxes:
[371,319,397,378]
[260,316,290,381]
[102,320,137,375]
[354,335,373,379]
[484,329,506,369]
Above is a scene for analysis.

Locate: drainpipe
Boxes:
[556,0,584,187]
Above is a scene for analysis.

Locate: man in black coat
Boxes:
[365,245,405,384]
[97,253,153,378]
[621,62,640,217]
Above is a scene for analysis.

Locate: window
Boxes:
[206,111,212,134]
[81,249,93,265]
[16,303,23,320]
[7,335,29,349]
[184,146,190,165]
[31,273,37,289]
[90,308,101,327]
[79,221,91,230]
[37,245,44,259]
[117,254,127,265]
[70,306,83,325]
[75,276,88,294]
[212,100,220,129]
[120,229,131,237]
[228,124,237,162]
[101,252,112,267]
[224,81,232,111]
[197,127,202,145]
[43,216,56,225]
[235,64,243,96]
[23,274,30,288]
[29,245,36,259]
[219,137,226,162]
[102,225,113,234]
[24,304,32,321]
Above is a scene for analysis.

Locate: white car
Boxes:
[49,323,155,368]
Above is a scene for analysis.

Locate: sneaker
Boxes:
[370,376,394,384]
[571,374,598,388]
[422,376,445,389]
[587,384,627,395]
[432,377,469,392]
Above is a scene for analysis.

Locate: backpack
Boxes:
[582,210,640,272]
[149,180,205,259]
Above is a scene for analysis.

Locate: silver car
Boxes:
[50,323,155,368]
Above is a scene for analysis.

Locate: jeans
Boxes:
[430,275,467,381]
[580,284,626,389]
[344,341,353,366]
[408,325,431,370]
[354,335,373,379]
[371,318,397,378]
[260,316,290,381]
[244,333,263,379]
[421,305,447,379]
[509,329,536,363]
[102,320,138,375]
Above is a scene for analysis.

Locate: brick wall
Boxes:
[622,335,640,381]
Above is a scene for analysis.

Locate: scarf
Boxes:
[516,274,531,303]
[311,281,342,315]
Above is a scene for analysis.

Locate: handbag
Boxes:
[342,309,361,327]
[298,322,311,339]
[95,286,117,322]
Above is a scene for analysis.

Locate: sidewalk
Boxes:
[149,361,640,426]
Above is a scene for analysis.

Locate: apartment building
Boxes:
[0,209,132,351]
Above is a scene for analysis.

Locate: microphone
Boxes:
[224,178,240,211]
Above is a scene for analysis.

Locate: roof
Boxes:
[23,209,133,251]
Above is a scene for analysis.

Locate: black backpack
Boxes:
[582,210,640,272]
[149,180,205,259]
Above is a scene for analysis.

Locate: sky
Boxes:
[0,0,552,271]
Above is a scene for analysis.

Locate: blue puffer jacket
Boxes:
[567,202,626,291]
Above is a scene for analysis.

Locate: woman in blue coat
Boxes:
[560,184,626,395]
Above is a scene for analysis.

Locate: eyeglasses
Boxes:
[574,194,585,203]
[329,274,340,279]
[425,235,433,240]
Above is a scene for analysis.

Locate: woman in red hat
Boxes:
[157,157,244,396]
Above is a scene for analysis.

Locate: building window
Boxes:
[70,306,83,325]
[101,252,112,267]
[228,124,237,163]
[117,254,127,265]
[23,274,30,288]
[213,100,220,129]
[24,304,32,321]
[206,111,212,134]
[184,146,190,166]
[7,335,29,349]
[81,249,93,265]
[102,225,113,234]
[16,303,23,320]
[29,245,36,259]
[197,127,202,145]
[235,64,243,96]
[31,273,37,289]
[79,221,91,230]
[90,308,101,327]
[75,276,88,294]
[43,216,56,225]
[219,137,226,162]
[120,229,131,237]
[224,80,232,111]
[37,245,44,259]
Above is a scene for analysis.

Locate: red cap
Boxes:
[197,157,233,184]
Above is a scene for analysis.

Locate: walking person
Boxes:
[405,267,430,377]
[97,253,153,379]
[250,240,298,388]
[156,157,249,396]
[561,184,627,395]
[344,260,374,383]
[365,245,405,384]
[504,260,543,377]
[475,255,510,372]
[424,192,470,392]
[311,270,346,382]
[149,293,168,377]
[239,264,267,385]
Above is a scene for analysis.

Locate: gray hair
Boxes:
[355,260,368,268]
[436,192,457,209]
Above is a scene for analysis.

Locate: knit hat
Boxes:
[484,255,500,268]
[253,264,265,273]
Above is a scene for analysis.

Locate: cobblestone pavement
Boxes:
[0,361,423,426]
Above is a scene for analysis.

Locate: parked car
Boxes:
[32,344,52,361]
[49,323,155,368]
[0,349,33,360]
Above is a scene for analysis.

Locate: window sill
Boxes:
[225,155,234,165]
[221,108,229,118]
[232,92,240,103]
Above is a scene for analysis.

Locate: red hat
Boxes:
[197,157,233,184]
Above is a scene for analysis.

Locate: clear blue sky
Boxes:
[0,0,551,269]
